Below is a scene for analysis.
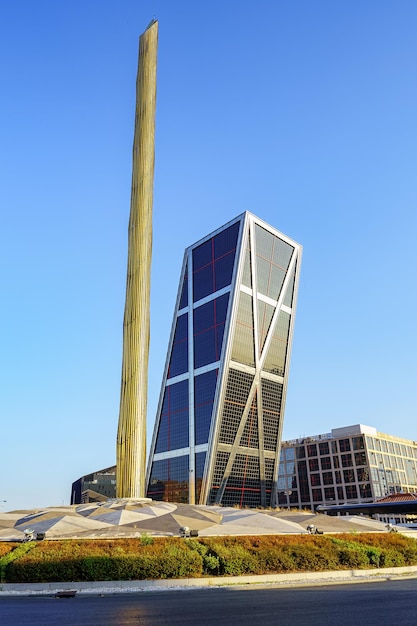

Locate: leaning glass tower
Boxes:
[146,212,302,508]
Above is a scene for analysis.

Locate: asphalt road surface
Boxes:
[1,579,417,625]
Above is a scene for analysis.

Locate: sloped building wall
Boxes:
[146,212,302,507]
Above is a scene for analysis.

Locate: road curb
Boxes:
[2,565,417,596]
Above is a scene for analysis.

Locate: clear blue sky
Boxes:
[1,1,417,512]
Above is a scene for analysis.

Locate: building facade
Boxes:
[278,424,417,510]
[145,212,302,507]
[71,466,117,504]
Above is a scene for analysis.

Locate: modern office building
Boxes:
[145,212,302,508]
[277,424,417,510]
[71,466,117,504]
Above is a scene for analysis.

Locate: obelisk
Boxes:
[116,20,158,499]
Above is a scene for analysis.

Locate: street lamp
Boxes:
[284,490,292,510]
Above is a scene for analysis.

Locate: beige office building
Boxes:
[278,424,417,509]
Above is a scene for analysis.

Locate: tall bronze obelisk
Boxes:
[116,20,158,499]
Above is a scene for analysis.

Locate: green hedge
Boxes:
[4,538,202,583]
[1,533,417,583]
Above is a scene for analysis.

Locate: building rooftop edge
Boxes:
[282,424,417,447]
[184,211,302,254]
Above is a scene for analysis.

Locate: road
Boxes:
[1,579,417,625]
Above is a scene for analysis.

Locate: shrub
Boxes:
[139,533,154,546]
[6,539,203,583]
[4,532,417,583]
[379,548,406,568]
[286,543,340,572]
[0,543,18,558]
[0,543,38,583]
[255,547,294,572]
[202,541,260,576]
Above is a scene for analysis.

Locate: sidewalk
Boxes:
[2,565,417,596]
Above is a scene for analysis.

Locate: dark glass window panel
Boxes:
[331,441,338,454]
[147,455,189,503]
[309,458,319,472]
[319,442,330,455]
[155,380,189,453]
[175,313,188,341]
[195,451,207,502]
[352,436,365,451]
[147,459,168,500]
[277,490,288,506]
[193,264,213,302]
[324,487,335,500]
[168,314,188,379]
[310,473,321,486]
[354,451,367,466]
[335,470,342,484]
[359,483,372,498]
[312,488,323,502]
[194,300,214,334]
[296,446,306,459]
[194,369,218,445]
[333,456,340,468]
[343,469,356,483]
[323,472,333,485]
[357,467,370,482]
[194,294,229,334]
[214,253,235,292]
[192,223,239,303]
[321,456,331,470]
[169,340,188,379]
[297,459,310,503]
[298,459,307,473]
[337,486,344,500]
[168,379,189,413]
[307,444,317,457]
[194,327,216,368]
[215,291,229,321]
[346,484,358,499]
[194,294,229,369]
[339,439,351,452]
[195,403,213,446]
[179,264,188,310]
[193,240,212,272]
[215,324,226,358]
[169,455,189,483]
[289,490,298,504]
[341,454,352,468]
[213,221,240,259]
